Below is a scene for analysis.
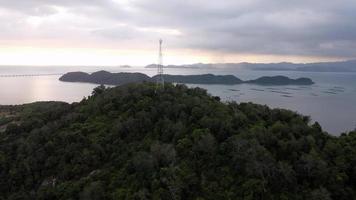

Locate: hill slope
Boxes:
[0,83,355,199]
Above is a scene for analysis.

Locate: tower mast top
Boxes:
[156,39,164,89]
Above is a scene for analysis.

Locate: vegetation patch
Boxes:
[0,83,355,199]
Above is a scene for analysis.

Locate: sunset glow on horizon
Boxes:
[0,46,347,66]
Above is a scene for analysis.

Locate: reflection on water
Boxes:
[0,76,96,104]
[1,66,356,135]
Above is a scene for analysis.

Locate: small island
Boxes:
[59,71,151,85]
[245,75,314,85]
[59,71,314,85]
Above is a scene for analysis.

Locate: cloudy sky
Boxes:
[0,0,356,66]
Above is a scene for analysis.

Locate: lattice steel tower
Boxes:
[156,39,164,89]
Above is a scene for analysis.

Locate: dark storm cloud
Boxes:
[1,0,356,58]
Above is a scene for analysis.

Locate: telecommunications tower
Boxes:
[156,39,164,89]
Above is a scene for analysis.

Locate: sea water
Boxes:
[0,66,355,135]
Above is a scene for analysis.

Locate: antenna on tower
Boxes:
[156,39,164,90]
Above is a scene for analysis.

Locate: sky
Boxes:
[0,0,356,66]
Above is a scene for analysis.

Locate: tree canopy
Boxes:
[0,83,355,199]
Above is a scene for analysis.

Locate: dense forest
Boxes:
[0,83,356,199]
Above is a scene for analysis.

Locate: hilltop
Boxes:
[0,83,355,199]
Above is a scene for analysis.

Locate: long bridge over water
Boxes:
[0,73,65,77]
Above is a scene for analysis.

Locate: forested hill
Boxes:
[1,83,356,199]
[59,71,314,85]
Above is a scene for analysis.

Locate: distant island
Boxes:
[145,63,217,69]
[153,74,243,84]
[119,65,131,68]
[145,59,356,72]
[245,75,314,85]
[59,71,150,85]
[59,70,314,85]
[244,60,356,72]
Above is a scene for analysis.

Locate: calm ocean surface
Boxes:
[1,66,356,135]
